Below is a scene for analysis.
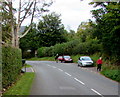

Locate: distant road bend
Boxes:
[27,61,119,96]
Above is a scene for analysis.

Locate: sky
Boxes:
[19,0,95,32]
[47,0,94,32]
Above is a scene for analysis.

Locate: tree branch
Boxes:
[19,1,34,26]
[19,0,36,38]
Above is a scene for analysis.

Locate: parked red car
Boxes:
[57,55,73,63]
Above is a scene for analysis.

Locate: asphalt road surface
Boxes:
[26,61,119,96]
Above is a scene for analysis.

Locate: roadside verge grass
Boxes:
[23,64,32,68]
[101,69,120,82]
[28,57,55,61]
[101,64,120,82]
[3,72,35,96]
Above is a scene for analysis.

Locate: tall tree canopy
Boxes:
[76,20,96,42]
[20,12,67,57]
[37,12,66,47]
[90,2,120,63]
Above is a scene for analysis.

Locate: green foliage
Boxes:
[37,12,66,47]
[2,46,22,88]
[20,24,39,58]
[20,12,67,58]
[64,29,76,41]
[37,47,45,57]
[101,70,120,82]
[76,20,96,42]
[37,39,102,57]
[3,72,35,95]
[90,2,120,63]
[28,57,55,61]
[2,2,17,44]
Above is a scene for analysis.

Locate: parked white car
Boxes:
[78,56,93,67]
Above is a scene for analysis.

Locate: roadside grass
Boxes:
[101,64,120,82]
[28,57,55,61]
[3,72,35,96]
[101,69,120,82]
[23,64,32,68]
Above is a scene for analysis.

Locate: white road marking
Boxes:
[52,66,56,68]
[30,67,35,72]
[91,88,103,96]
[47,64,50,67]
[65,72,72,77]
[74,78,85,85]
[58,68,63,72]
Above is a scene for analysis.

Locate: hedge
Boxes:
[2,46,22,88]
[37,39,102,57]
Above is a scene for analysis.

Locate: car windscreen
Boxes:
[81,57,91,61]
[64,56,70,58]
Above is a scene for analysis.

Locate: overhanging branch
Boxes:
[19,0,36,38]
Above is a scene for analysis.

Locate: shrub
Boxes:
[2,46,22,88]
[37,47,45,57]
[37,39,102,57]
[101,70,120,82]
[52,43,65,56]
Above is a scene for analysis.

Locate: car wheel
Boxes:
[80,63,83,67]
[78,64,80,67]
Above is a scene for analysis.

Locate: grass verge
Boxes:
[101,69,120,82]
[3,72,35,96]
[28,57,55,61]
[101,64,120,82]
[23,64,32,68]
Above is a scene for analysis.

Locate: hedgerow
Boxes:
[2,45,22,88]
[37,39,102,57]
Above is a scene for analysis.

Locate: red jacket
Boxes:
[96,59,102,64]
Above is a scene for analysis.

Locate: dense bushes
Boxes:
[101,70,120,82]
[37,39,102,57]
[2,46,22,88]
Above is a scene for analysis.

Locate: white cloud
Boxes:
[19,0,94,32]
[48,0,94,31]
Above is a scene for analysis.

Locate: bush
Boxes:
[37,39,102,57]
[53,43,66,55]
[2,46,22,88]
[37,47,45,57]
[101,70,120,82]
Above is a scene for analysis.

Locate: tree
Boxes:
[2,0,53,47]
[90,2,120,63]
[76,20,96,42]
[20,23,39,58]
[37,12,66,47]
[20,12,67,57]
[64,29,76,42]
[1,1,16,44]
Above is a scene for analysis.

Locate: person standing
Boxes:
[55,54,59,63]
[96,57,103,71]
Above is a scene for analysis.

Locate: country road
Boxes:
[26,61,119,96]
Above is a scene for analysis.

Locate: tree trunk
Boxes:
[9,1,15,47]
